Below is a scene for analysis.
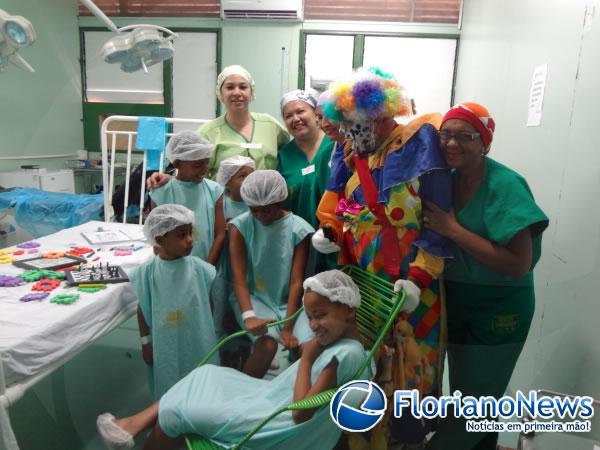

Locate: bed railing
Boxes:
[100,116,209,224]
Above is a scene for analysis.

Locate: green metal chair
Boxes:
[185,265,406,450]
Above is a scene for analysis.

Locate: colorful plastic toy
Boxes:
[18,270,65,282]
[50,294,80,304]
[19,292,50,302]
[17,241,41,249]
[31,279,62,291]
[43,251,65,259]
[0,275,25,287]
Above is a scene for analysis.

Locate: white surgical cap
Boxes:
[216,65,256,101]
[280,89,319,113]
[143,204,194,246]
[166,131,214,162]
[216,155,256,187]
[303,270,361,309]
[240,169,288,207]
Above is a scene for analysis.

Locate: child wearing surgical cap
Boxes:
[228,169,315,378]
[96,270,370,450]
[216,155,256,222]
[211,156,256,368]
[149,130,225,265]
[128,204,218,400]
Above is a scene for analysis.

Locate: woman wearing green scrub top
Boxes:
[277,89,335,229]
[200,65,289,178]
[278,90,336,273]
[146,65,289,189]
[423,102,548,450]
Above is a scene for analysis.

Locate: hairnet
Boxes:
[240,169,288,207]
[216,65,256,101]
[166,131,214,162]
[280,89,318,114]
[143,204,195,246]
[216,155,256,186]
[303,270,361,309]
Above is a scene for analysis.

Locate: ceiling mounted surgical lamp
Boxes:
[0,8,36,73]
[80,0,177,73]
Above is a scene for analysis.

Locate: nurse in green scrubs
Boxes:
[147,65,289,188]
[278,90,337,273]
[201,65,290,178]
[277,89,335,229]
[423,102,549,450]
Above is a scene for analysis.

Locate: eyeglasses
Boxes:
[439,131,480,144]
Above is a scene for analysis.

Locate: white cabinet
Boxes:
[0,169,75,193]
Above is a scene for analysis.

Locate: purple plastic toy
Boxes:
[19,292,50,302]
[17,241,41,249]
[0,275,25,287]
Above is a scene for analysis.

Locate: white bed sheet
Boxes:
[0,220,152,388]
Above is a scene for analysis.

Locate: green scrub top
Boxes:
[277,135,335,229]
[199,112,290,179]
[446,157,549,288]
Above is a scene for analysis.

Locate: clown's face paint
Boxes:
[340,119,377,155]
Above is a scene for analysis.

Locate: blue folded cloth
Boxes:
[137,117,167,171]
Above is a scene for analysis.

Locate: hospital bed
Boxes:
[101,115,208,224]
[0,220,153,450]
[0,116,210,449]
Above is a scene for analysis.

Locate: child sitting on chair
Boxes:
[131,204,218,400]
[212,156,256,368]
[97,270,370,450]
[149,131,225,265]
[230,169,314,378]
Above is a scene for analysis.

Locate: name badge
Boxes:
[241,143,262,150]
[301,164,316,176]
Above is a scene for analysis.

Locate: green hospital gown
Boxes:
[158,338,370,449]
[199,112,290,179]
[129,256,218,400]
[150,178,224,261]
[426,157,548,450]
[228,212,314,342]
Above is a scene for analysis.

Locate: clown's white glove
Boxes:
[393,279,421,313]
[311,228,340,254]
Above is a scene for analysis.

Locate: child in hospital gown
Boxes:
[229,170,314,378]
[129,204,218,400]
[149,131,225,266]
[97,270,371,450]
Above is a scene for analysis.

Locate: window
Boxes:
[303,34,355,92]
[363,36,457,116]
[304,0,461,24]
[78,0,220,17]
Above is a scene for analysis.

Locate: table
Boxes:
[0,220,152,450]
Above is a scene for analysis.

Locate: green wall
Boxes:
[456,0,600,446]
[0,0,83,172]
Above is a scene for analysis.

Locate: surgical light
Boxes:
[0,8,36,73]
[80,0,177,74]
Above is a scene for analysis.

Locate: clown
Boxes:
[312,67,453,447]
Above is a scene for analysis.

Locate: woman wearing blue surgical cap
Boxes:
[278,89,335,230]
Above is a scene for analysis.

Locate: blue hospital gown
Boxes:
[150,178,224,260]
[228,212,314,342]
[129,256,219,399]
[158,338,370,449]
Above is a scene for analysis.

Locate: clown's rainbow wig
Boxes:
[320,67,412,123]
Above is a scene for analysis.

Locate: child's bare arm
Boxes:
[137,306,153,366]
[230,225,274,335]
[280,236,310,349]
[292,339,338,423]
[207,195,226,265]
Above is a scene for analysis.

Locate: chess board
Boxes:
[65,263,129,285]
[13,254,87,271]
